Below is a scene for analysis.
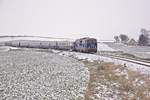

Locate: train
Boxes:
[4,37,97,53]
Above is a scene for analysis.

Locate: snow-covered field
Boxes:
[98,42,116,51]
[0,36,74,42]
[105,42,150,59]
[0,49,89,100]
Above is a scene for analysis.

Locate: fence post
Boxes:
[56,42,58,49]
[49,42,51,49]
[40,42,42,48]
[19,42,20,47]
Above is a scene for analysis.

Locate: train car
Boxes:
[5,40,74,50]
[73,37,97,53]
[56,41,74,50]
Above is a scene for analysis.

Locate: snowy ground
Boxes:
[105,42,150,59]
[0,49,89,100]
[54,50,150,99]
[97,42,116,51]
[0,46,149,100]
[53,50,150,76]
[0,36,74,42]
[84,60,150,100]
[0,46,20,52]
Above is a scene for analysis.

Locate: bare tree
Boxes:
[138,29,150,46]
[140,28,147,34]
[114,36,120,43]
[119,34,129,43]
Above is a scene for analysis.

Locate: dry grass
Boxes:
[83,60,150,100]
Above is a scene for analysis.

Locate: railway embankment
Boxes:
[54,50,150,99]
[84,60,150,99]
[56,50,150,76]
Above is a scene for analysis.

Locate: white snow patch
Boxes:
[98,43,116,51]
[0,46,20,51]
[92,83,119,100]
[0,37,74,42]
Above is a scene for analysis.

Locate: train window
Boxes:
[80,41,82,44]
[83,44,85,48]
[79,41,82,46]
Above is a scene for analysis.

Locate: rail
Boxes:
[98,54,150,67]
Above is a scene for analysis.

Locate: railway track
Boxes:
[51,49,150,67]
[55,50,150,67]
[98,54,150,67]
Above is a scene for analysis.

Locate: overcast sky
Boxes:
[0,0,150,40]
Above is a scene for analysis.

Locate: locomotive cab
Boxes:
[73,37,97,53]
[86,39,97,53]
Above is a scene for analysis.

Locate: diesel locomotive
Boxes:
[73,37,97,53]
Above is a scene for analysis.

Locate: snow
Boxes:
[98,42,116,51]
[105,42,150,59]
[0,46,20,52]
[0,50,89,100]
[54,50,150,75]
[0,37,73,42]
[93,84,119,100]
[1,47,149,99]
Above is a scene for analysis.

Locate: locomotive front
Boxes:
[74,37,97,53]
[86,38,97,53]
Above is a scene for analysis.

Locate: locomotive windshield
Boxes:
[73,38,97,53]
[87,39,97,49]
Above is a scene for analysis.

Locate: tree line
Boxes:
[114,28,150,46]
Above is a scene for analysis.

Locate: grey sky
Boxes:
[0,0,150,40]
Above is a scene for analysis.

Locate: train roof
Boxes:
[75,37,97,41]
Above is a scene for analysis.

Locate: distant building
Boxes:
[127,38,138,46]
